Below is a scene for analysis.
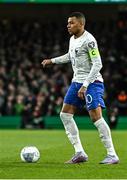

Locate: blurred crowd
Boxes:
[0,18,127,127]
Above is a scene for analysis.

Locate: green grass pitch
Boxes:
[0,130,127,179]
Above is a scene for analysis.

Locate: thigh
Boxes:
[88,106,102,122]
[64,82,86,109]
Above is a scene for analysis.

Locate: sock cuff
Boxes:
[94,117,105,127]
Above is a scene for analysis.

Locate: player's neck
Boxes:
[74,30,85,39]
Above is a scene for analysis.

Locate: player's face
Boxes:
[67,17,82,35]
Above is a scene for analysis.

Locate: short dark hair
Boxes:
[69,12,86,24]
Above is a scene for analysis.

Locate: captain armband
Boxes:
[88,48,100,59]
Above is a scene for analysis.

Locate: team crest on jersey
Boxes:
[88,41,95,49]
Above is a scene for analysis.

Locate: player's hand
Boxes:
[78,86,87,100]
[41,59,53,68]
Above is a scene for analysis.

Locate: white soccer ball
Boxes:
[20,146,40,163]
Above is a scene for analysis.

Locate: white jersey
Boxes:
[51,30,103,88]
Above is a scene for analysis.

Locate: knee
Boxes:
[60,112,73,123]
[60,112,68,120]
[60,112,68,126]
[60,112,65,120]
[89,108,102,122]
[91,116,101,122]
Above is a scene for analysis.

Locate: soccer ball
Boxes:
[20,146,40,163]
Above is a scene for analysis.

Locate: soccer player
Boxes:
[41,12,119,164]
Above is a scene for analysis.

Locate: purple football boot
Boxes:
[100,155,119,164]
[65,152,88,164]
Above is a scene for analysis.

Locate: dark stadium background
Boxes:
[0,0,127,129]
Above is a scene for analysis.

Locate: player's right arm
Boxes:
[41,53,70,68]
[41,59,53,68]
[51,53,70,64]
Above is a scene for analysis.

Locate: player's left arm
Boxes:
[83,39,102,88]
[78,39,102,100]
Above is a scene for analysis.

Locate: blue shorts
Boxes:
[64,82,106,111]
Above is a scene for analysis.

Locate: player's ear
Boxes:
[79,19,84,26]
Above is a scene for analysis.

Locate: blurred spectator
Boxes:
[14,95,24,115]
[108,107,119,129]
[114,91,127,115]
[32,105,44,129]
[54,96,63,115]
[3,95,15,115]
[20,103,33,129]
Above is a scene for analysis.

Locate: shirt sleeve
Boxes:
[51,53,70,64]
[83,39,103,88]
